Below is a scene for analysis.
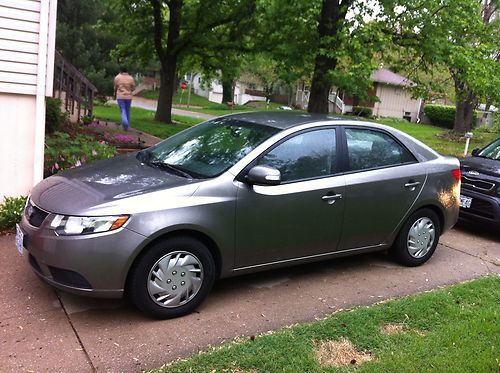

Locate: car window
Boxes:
[345,128,415,171]
[258,129,337,182]
[478,138,500,160]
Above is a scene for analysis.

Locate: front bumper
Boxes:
[459,188,500,226]
[19,211,147,298]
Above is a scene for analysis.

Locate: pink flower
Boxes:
[75,160,82,167]
[54,163,60,170]
[92,150,97,156]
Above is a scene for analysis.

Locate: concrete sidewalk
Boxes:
[117,96,216,121]
[1,221,498,372]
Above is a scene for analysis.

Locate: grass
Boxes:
[373,117,498,157]
[95,101,497,155]
[93,104,203,139]
[153,275,499,372]
[140,89,287,116]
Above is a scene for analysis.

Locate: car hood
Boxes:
[31,153,200,215]
[460,156,500,177]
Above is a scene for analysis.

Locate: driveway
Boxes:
[1,221,498,372]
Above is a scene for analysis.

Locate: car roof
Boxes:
[226,111,344,129]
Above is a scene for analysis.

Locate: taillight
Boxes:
[452,169,461,181]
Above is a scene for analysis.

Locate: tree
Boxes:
[259,0,386,113]
[382,0,500,132]
[112,0,256,123]
[56,0,122,95]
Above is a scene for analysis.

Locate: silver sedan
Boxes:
[17,112,461,318]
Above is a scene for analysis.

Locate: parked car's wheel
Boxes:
[391,208,441,266]
[128,236,215,319]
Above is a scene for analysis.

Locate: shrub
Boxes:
[44,132,117,176]
[0,196,27,230]
[352,106,373,117]
[45,98,68,134]
[424,104,456,129]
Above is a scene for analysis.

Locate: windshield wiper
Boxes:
[136,149,151,163]
[149,161,195,178]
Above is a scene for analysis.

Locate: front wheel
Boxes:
[391,208,441,267]
[128,236,216,319]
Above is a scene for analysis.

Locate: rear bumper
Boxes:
[459,189,500,226]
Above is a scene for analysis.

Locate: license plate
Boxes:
[15,224,24,255]
[460,195,472,209]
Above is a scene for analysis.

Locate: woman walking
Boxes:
[114,67,135,131]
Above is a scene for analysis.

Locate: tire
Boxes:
[391,208,441,267]
[128,236,216,319]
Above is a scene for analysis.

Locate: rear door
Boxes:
[339,127,427,249]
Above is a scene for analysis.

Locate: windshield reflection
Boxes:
[140,118,280,178]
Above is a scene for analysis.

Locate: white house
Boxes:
[190,73,267,106]
[0,0,58,197]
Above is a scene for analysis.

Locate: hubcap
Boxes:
[407,217,435,259]
[147,251,203,308]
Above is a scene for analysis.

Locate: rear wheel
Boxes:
[391,208,441,266]
[128,236,215,319]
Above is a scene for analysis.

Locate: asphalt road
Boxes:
[1,221,498,372]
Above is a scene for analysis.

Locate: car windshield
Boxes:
[477,139,500,160]
[137,118,280,178]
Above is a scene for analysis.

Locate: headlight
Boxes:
[50,214,130,235]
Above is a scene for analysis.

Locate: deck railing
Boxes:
[53,51,97,121]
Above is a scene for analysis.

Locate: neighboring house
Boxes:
[0,0,58,198]
[190,73,267,106]
[297,68,423,122]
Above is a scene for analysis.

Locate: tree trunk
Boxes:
[222,75,234,104]
[453,75,477,133]
[308,0,352,114]
[151,0,182,124]
[155,62,177,123]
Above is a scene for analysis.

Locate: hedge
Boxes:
[351,106,373,118]
[423,104,456,129]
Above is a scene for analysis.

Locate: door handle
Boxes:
[322,193,342,205]
[404,181,421,189]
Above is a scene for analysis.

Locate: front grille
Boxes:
[461,175,495,192]
[25,201,49,227]
[48,266,92,289]
[466,198,495,219]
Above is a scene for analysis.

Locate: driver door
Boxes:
[234,128,345,269]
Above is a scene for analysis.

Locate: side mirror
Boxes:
[247,165,281,186]
[471,148,480,156]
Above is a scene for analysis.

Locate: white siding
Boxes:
[373,84,420,122]
[0,0,56,97]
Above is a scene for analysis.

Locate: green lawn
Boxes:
[373,117,498,157]
[153,276,499,372]
[93,104,202,139]
[140,89,286,116]
[95,102,497,155]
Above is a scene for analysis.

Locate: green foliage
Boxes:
[155,276,499,372]
[0,196,27,230]
[56,0,124,95]
[352,106,373,118]
[385,0,500,131]
[45,98,68,134]
[44,132,116,176]
[424,104,456,129]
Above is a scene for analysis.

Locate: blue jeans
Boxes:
[117,99,132,130]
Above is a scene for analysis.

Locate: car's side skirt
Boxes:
[230,244,388,276]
